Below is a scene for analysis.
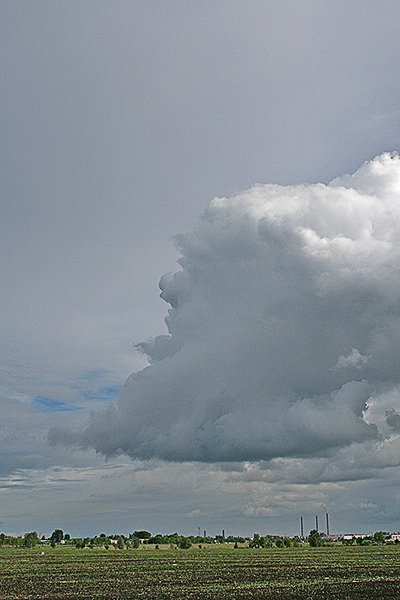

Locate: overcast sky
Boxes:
[2,0,400,538]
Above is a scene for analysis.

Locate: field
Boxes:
[0,545,399,599]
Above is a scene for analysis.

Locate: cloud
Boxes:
[51,153,400,471]
[335,348,369,370]
[0,394,104,480]
[385,408,400,432]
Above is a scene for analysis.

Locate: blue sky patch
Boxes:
[83,385,122,403]
[31,396,81,413]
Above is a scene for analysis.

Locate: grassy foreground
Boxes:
[0,544,399,599]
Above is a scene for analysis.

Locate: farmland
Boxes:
[0,545,399,599]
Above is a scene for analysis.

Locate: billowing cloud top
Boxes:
[52,153,400,464]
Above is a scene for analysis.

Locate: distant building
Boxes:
[385,534,400,542]
[337,534,365,540]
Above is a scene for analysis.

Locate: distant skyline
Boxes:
[1,1,400,537]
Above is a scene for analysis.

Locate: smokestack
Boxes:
[326,512,330,536]
[222,529,225,538]
[203,530,206,538]
[315,515,319,531]
[300,516,304,538]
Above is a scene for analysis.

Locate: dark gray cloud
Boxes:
[386,408,400,432]
[52,154,400,469]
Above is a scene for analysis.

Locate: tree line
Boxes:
[0,529,395,550]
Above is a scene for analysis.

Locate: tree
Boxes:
[308,529,323,547]
[50,529,64,543]
[132,530,151,540]
[149,535,164,545]
[117,536,125,549]
[373,531,385,544]
[24,532,39,548]
[130,536,140,548]
[283,538,292,547]
[292,537,300,547]
[249,533,266,548]
[264,536,274,547]
[179,538,192,549]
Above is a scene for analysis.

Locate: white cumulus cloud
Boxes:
[51,153,400,470]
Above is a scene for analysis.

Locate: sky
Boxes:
[1,0,400,538]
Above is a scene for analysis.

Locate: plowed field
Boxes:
[0,545,399,599]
